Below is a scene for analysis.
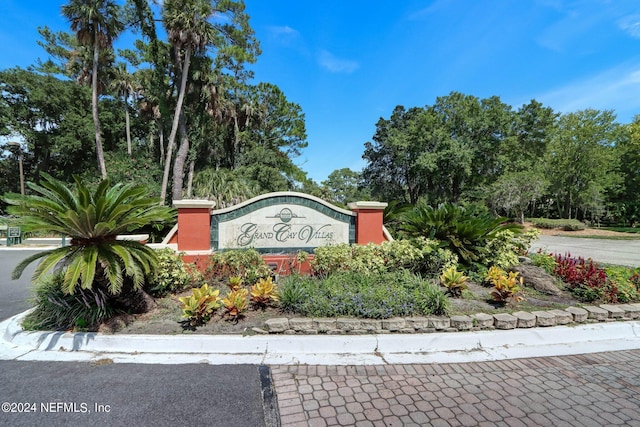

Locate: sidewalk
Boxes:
[272,350,640,426]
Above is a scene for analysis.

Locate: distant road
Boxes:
[0,249,39,321]
[530,235,640,267]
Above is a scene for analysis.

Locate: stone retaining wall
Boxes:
[261,303,640,334]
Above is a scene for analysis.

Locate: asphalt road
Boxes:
[0,250,274,427]
[0,249,39,321]
[0,361,269,427]
[530,235,640,267]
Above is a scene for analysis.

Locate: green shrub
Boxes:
[146,248,202,297]
[22,273,116,331]
[278,278,310,313]
[204,249,271,286]
[530,218,585,231]
[7,173,175,297]
[279,270,448,319]
[399,202,523,266]
[415,283,450,316]
[605,266,640,303]
[530,252,557,274]
[409,237,458,276]
[482,229,539,269]
[310,239,456,277]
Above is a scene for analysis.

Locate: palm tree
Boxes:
[6,174,175,307]
[160,0,215,203]
[110,62,136,156]
[192,167,258,208]
[62,0,124,179]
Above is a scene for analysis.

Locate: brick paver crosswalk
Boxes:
[272,349,640,426]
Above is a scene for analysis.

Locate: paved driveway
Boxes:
[530,235,640,267]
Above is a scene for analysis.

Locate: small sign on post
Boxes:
[7,226,21,246]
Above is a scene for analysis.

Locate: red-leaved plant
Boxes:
[553,253,615,303]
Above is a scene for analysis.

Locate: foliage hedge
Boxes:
[22,273,116,331]
[203,249,272,286]
[310,239,457,278]
[529,218,586,231]
[145,248,203,297]
[279,270,450,319]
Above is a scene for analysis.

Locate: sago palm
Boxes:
[400,202,522,265]
[6,173,175,296]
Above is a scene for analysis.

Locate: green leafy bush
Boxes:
[604,266,640,303]
[146,248,202,297]
[530,218,585,231]
[22,273,116,331]
[415,283,450,316]
[409,237,458,276]
[399,202,522,266]
[278,279,309,313]
[278,271,449,318]
[311,239,456,277]
[7,173,175,297]
[530,252,557,274]
[482,229,539,268]
[204,249,271,286]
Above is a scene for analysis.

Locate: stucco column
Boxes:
[347,201,388,244]
[173,200,216,251]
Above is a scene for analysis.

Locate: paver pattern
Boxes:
[272,349,640,427]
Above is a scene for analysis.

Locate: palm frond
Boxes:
[6,174,175,296]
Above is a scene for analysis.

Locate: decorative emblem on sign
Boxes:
[267,208,303,223]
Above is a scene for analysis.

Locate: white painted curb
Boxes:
[2,310,640,365]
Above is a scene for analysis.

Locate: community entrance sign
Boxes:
[210,192,356,253]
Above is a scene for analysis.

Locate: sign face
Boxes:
[7,227,20,238]
[211,193,356,253]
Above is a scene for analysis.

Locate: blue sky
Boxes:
[2,1,640,182]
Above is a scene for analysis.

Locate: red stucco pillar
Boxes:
[173,200,215,251]
[347,201,389,244]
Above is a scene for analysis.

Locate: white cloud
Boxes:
[408,0,451,20]
[618,15,640,38]
[267,25,300,46]
[536,63,640,122]
[268,25,299,36]
[317,50,359,73]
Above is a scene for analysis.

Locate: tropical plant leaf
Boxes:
[5,174,175,296]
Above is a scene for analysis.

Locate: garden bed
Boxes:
[99,279,582,335]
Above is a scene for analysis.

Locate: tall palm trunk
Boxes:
[172,110,189,200]
[124,92,132,156]
[186,159,195,198]
[93,30,107,179]
[160,45,191,204]
[159,125,164,165]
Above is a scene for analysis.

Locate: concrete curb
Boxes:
[2,310,640,365]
